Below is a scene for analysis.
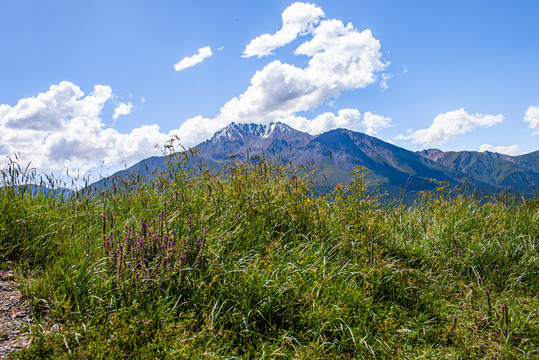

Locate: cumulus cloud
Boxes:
[1,3,391,173]
[282,109,361,135]
[479,144,521,156]
[1,82,111,132]
[524,105,539,134]
[395,108,504,146]
[361,112,391,135]
[243,2,325,57]
[174,5,389,146]
[174,46,212,72]
[0,82,169,173]
[280,109,390,136]
[113,102,132,120]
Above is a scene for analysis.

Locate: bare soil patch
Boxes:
[0,271,31,359]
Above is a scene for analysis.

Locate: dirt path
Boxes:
[0,270,31,359]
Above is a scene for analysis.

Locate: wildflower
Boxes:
[458,251,463,255]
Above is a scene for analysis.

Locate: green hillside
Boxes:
[2,156,538,359]
[433,151,539,193]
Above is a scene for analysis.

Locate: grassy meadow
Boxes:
[1,153,538,359]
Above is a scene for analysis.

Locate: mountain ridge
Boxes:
[91,122,539,195]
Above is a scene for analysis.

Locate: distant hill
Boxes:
[417,149,539,193]
[90,122,539,196]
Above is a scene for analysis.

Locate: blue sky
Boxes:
[1,0,538,175]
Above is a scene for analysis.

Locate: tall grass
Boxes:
[1,153,538,359]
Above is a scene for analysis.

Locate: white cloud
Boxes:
[395,108,504,146]
[113,102,132,120]
[0,82,169,173]
[1,81,111,132]
[174,46,212,72]
[1,4,391,173]
[361,112,391,135]
[524,105,539,135]
[379,73,392,90]
[479,144,521,156]
[243,2,325,58]
[282,109,361,135]
[172,5,388,146]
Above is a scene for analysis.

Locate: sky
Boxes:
[1,0,538,178]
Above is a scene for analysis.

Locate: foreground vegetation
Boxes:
[1,153,538,359]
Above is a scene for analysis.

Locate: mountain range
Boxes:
[92,122,539,196]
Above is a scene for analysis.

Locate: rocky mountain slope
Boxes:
[91,122,539,196]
